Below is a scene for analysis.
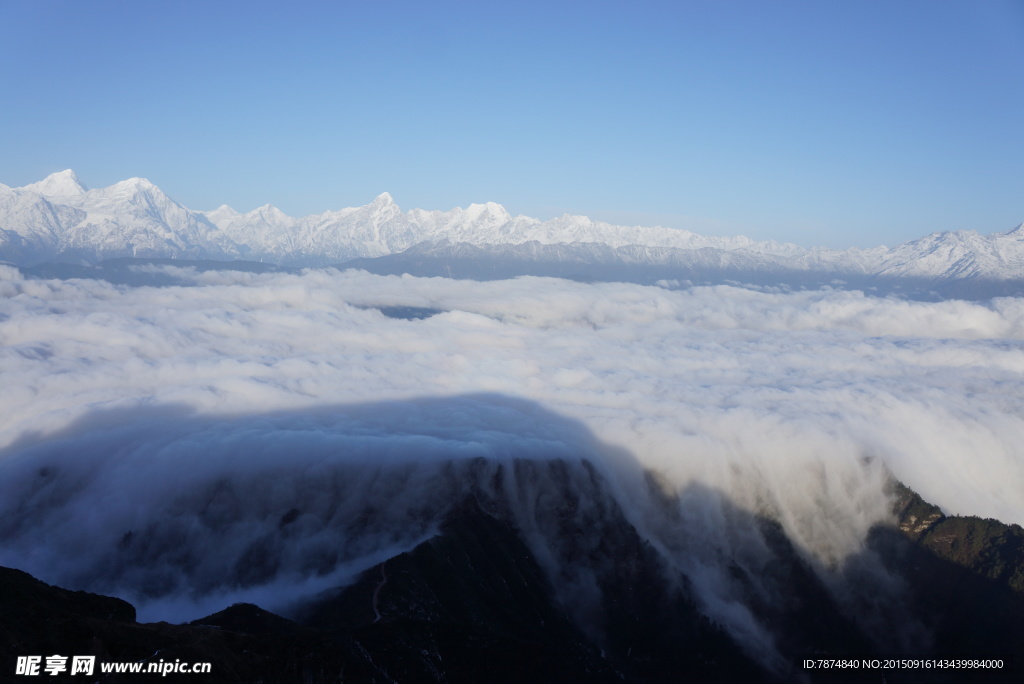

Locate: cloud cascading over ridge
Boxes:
[1,265,1023,662]
[2,265,1023,526]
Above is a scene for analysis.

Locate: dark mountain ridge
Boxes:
[3,470,1021,683]
[2,398,1020,682]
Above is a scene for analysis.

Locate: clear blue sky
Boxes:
[1,0,1021,248]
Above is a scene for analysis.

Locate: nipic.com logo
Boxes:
[15,655,212,677]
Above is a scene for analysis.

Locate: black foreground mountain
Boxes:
[2,475,1021,683]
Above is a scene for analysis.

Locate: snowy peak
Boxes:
[243,204,293,229]
[253,203,286,216]
[204,204,240,224]
[464,201,512,223]
[105,177,159,195]
[873,228,1019,280]
[20,169,88,197]
[2,171,1023,288]
[998,223,1024,240]
[83,176,189,219]
[368,192,400,217]
[359,192,402,226]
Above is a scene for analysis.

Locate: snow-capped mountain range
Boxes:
[2,170,1023,289]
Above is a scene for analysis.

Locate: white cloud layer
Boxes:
[2,265,1023,662]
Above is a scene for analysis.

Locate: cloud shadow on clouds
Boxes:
[0,394,639,609]
[0,391,961,671]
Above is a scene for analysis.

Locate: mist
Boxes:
[2,264,1022,665]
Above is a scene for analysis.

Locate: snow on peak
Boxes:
[203,205,241,227]
[21,169,88,196]
[464,202,512,222]
[248,204,292,224]
[116,177,157,190]
[998,223,1024,239]
[88,177,163,200]
[366,192,401,221]
[4,171,1021,286]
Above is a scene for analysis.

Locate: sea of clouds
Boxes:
[2,264,1023,663]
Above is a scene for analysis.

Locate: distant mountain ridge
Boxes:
[2,171,1023,293]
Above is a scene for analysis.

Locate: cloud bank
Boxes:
[2,265,1023,662]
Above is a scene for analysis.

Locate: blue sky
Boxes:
[1,0,1021,248]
